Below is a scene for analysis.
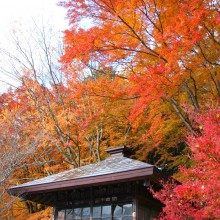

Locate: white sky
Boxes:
[0,0,69,91]
[0,0,68,34]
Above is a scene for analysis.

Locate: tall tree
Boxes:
[59,0,220,168]
[0,91,43,217]
[1,20,142,218]
[153,107,220,219]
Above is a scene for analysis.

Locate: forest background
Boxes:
[0,0,219,219]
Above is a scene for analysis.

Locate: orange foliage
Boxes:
[60,0,220,166]
[1,0,220,218]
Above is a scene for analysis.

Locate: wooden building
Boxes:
[7,146,165,220]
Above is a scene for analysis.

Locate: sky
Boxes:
[0,0,69,91]
[0,0,68,34]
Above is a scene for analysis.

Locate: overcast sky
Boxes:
[0,0,69,91]
[0,0,68,34]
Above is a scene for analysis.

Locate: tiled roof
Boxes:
[10,156,153,189]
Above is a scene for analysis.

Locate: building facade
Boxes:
[8,146,165,220]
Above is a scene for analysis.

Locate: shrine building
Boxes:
[7,146,166,220]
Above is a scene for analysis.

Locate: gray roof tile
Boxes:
[10,157,152,189]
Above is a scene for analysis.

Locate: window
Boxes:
[113,204,132,220]
[102,205,111,219]
[73,208,81,219]
[57,209,65,220]
[92,206,101,219]
[55,203,133,220]
[92,205,117,219]
[82,207,90,220]
[66,209,74,220]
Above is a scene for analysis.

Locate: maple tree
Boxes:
[59,0,220,169]
[152,107,220,219]
[0,21,140,219]
[0,90,44,218]
[0,0,219,219]
[0,23,70,218]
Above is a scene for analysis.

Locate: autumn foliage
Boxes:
[153,108,220,219]
[59,0,220,166]
[0,0,220,219]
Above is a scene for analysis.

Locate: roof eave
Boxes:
[7,166,154,196]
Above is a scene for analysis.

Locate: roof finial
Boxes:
[105,146,132,158]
